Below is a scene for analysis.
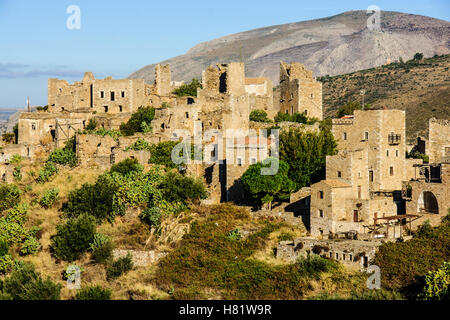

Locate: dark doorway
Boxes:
[422,191,439,214]
[219,72,227,93]
[353,210,359,222]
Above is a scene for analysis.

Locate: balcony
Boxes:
[388,134,401,145]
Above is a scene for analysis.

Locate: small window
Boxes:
[369,170,374,182]
[187,97,195,105]
[319,230,323,236]
[390,167,394,176]
[396,150,399,157]
[121,91,125,98]
[311,93,313,98]
[111,92,115,101]
[82,120,86,129]
[100,91,104,98]
[343,132,347,140]
[304,110,308,116]
[319,210,324,218]
[364,132,369,140]
[185,112,189,119]
[104,106,108,113]
[343,254,346,261]
[337,171,342,178]
[350,254,353,261]
[318,191,324,199]
[237,157,243,166]
[211,149,216,159]
[329,252,333,258]
[336,253,339,260]
[251,157,257,164]
[31,124,36,130]
[387,150,389,157]
[119,106,123,112]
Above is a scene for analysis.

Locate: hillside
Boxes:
[320,54,450,143]
[130,10,450,84]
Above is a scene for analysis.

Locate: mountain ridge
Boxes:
[129,10,450,84]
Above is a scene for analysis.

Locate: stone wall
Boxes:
[279,61,323,120]
[403,163,450,228]
[276,238,381,268]
[428,118,450,163]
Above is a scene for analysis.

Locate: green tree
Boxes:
[110,158,143,176]
[250,110,271,123]
[418,262,450,300]
[241,158,295,210]
[413,53,424,61]
[75,285,112,300]
[1,262,61,300]
[337,101,362,118]
[0,184,21,212]
[172,78,202,97]
[279,128,337,190]
[159,171,208,205]
[120,107,155,136]
[51,214,97,262]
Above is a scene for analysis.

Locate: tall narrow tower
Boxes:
[27,96,30,112]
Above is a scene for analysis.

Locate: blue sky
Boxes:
[0,0,449,108]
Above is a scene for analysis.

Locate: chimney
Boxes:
[27,96,30,112]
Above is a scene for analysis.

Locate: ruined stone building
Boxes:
[310,110,414,238]
[279,61,323,120]
[309,110,450,240]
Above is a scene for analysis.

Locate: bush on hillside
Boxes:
[0,262,61,300]
[74,285,112,300]
[106,253,133,280]
[120,107,155,136]
[51,214,97,262]
[0,184,21,212]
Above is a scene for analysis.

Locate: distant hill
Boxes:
[130,10,450,84]
[320,54,450,143]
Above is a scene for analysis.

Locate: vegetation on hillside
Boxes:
[319,54,450,142]
[373,213,450,299]
[120,107,155,136]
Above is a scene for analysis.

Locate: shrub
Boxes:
[417,262,450,300]
[336,101,362,118]
[110,158,143,176]
[63,178,117,223]
[0,184,21,212]
[74,285,112,300]
[250,110,271,123]
[0,255,14,274]
[148,141,179,168]
[19,237,40,256]
[51,214,97,261]
[1,262,61,300]
[47,148,77,167]
[120,107,155,136]
[0,239,9,256]
[407,151,429,163]
[278,232,294,242]
[125,138,151,151]
[159,171,208,205]
[36,162,58,183]
[106,253,133,280]
[89,234,114,264]
[141,205,163,229]
[85,118,98,131]
[373,218,450,298]
[227,229,241,241]
[39,188,60,209]
[172,78,202,97]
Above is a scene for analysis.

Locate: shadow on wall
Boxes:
[285,196,311,230]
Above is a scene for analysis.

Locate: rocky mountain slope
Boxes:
[320,54,450,143]
[130,10,450,84]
